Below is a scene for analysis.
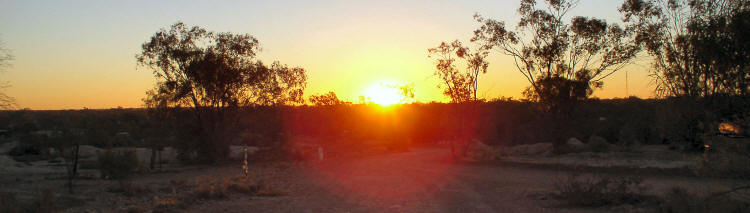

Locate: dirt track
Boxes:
[3,147,747,212]
[183,147,745,213]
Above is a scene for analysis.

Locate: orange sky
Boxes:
[0,0,654,110]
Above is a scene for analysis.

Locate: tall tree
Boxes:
[0,38,14,109]
[620,0,750,97]
[473,0,639,112]
[428,40,488,103]
[137,22,307,162]
[427,41,487,159]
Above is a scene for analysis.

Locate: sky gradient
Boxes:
[1,0,654,110]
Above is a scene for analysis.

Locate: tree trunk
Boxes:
[68,143,80,194]
[150,143,156,170]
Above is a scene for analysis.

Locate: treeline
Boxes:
[3,96,747,159]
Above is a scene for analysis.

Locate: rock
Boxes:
[0,155,18,169]
[76,145,104,159]
[468,142,497,161]
[161,147,178,163]
[504,143,553,156]
[0,141,19,154]
[566,137,588,152]
[525,143,553,155]
[112,147,152,163]
[588,135,615,152]
[48,147,59,156]
[504,145,526,156]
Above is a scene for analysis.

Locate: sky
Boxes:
[0,0,655,110]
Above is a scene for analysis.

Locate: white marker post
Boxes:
[318,146,324,161]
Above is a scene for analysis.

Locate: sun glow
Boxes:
[364,82,406,106]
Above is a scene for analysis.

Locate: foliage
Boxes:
[309,91,350,106]
[621,0,750,97]
[137,22,307,162]
[0,39,15,110]
[428,40,488,103]
[97,149,139,180]
[473,0,639,112]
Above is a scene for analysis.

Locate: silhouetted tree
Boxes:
[309,91,349,106]
[428,41,487,159]
[473,0,639,112]
[428,40,488,103]
[0,39,15,109]
[142,84,179,169]
[137,22,307,162]
[621,0,750,97]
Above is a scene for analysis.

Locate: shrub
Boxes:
[152,196,183,213]
[97,149,139,180]
[228,179,262,195]
[553,173,647,207]
[192,177,229,200]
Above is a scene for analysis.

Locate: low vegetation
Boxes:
[0,189,59,213]
[147,175,284,212]
[553,173,648,207]
[659,187,750,213]
[97,149,139,180]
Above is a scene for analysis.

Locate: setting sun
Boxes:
[364,82,406,106]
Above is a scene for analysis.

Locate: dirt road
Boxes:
[185,147,736,213]
[5,147,745,212]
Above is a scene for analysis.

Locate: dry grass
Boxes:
[0,189,59,213]
[553,172,649,207]
[108,181,152,197]
[192,177,229,200]
[148,174,285,212]
[696,136,750,179]
[659,187,750,213]
[152,196,184,213]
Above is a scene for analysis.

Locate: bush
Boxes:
[97,149,139,180]
[228,179,262,195]
[192,177,229,200]
[553,173,647,207]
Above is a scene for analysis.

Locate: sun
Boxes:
[364,82,404,107]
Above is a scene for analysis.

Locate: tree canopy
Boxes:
[309,91,349,106]
[472,0,639,111]
[621,0,750,97]
[0,39,14,110]
[428,40,488,103]
[137,22,307,162]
